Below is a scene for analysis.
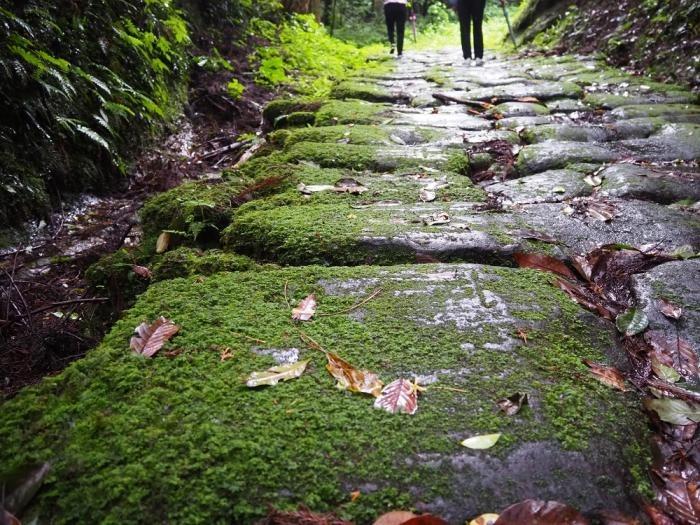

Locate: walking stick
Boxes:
[500,0,518,49]
[410,10,417,43]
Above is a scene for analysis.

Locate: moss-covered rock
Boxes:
[151,247,261,281]
[314,100,393,126]
[262,98,325,126]
[0,264,651,523]
[330,80,409,104]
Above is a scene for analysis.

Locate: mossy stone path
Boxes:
[2,49,699,523]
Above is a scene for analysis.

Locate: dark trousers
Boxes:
[457,0,486,59]
[384,3,407,55]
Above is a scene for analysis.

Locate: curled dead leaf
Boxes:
[373,511,418,525]
[650,470,700,524]
[132,265,152,279]
[292,294,317,321]
[513,252,578,280]
[658,298,682,320]
[583,360,626,391]
[419,189,436,202]
[494,499,589,525]
[326,352,383,397]
[374,378,420,415]
[334,178,368,195]
[645,331,698,380]
[130,317,179,357]
[497,392,528,415]
[156,231,171,253]
[421,212,450,226]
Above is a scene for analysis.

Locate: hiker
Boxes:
[457,0,487,65]
[384,0,408,56]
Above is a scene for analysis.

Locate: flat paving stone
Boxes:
[600,164,700,203]
[516,141,620,175]
[484,169,593,203]
[0,264,651,522]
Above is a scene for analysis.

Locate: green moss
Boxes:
[0,264,650,522]
[425,66,453,88]
[270,125,392,148]
[314,100,392,126]
[330,80,401,103]
[151,247,262,281]
[262,98,325,125]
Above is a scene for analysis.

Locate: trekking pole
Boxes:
[410,10,417,43]
[500,0,518,49]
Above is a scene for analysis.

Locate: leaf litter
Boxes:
[583,360,627,391]
[130,317,179,357]
[497,392,528,415]
[292,294,317,321]
[374,378,421,415]
[246,360,309,388]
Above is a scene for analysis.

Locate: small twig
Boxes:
[297,330,327,354]
[283,280,292,309]
[647,379,700,403]
[317,288,383,317]
[30,297,109,316]
[233,140,266,169]
[231,331,267,345]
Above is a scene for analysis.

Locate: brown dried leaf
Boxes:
[334,177,368,195]
[292,294,317,321]
[555,278,613,320]
[374,378,419,415]
[468,514,500,525]
[513,252,577,280]
[645,331,699,380]
[130,317,179,357]
[651,471,700,524]
[642,504,676,525]
[516,96,541,103]
[401,516,449,525]
[513,229,558,244]
[595,510,641,525]
[373,511,418,525]
[583,360,626,391]
[497,392,528,415]
[658,298,682,320]
[326,352,383,397]
[586,201,616,222]
[494,500,589,525]
[132,265,152,279]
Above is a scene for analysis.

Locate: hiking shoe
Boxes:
[390,47,395,54]
[475,58,484,66]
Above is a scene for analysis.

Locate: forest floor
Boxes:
[1,47,699,523]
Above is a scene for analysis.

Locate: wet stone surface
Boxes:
[3,48,700,523]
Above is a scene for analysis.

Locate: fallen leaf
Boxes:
[583,174,603,187]
[658,298,682,320]
[220,348,234,361]
[334,178,368,195]
[650,471,700,525]
[513,252,578,280]
[156,231,171,253]
[516,96,541,103]
[130,317,179,357]
[419,189,436,202]
[583,360,626,391]
[651,355,681,383]
[350,490,361,502]
[2,462,51,518]
[246,360,309,388]
[497,392,528,415]
[298,183,336,194]
[374,378,419,415]
[645,331,698,379]
[642,504,676,525]
[586,201,616,222]
[469,514,500,525]
[644,397,700,425]
[615,308,648,336]
[551,186,566,194]
[555,277,613,319]
[373,511,417,525]
[594,509,641,525]
[461,433,501,450]
[292,294,317,321]
[402,516,449,525]
[421,212,450,226]
[494,499,589,525]
[326,352,383,397]
[132,265,152,279]
[1,510,20,525]
[513,229,558,244]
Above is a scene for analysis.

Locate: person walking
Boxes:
[384,0,408,57]
[457,0,486,65]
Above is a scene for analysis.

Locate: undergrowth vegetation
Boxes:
[0,1,190,228]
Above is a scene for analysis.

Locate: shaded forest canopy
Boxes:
[1,0,697,241]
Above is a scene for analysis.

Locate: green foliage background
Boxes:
[0,0,190,228]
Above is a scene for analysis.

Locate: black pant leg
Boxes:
[384,4,395,46]
[457,0,472,59]
[473,0,486,58]
[395,4,407,55]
